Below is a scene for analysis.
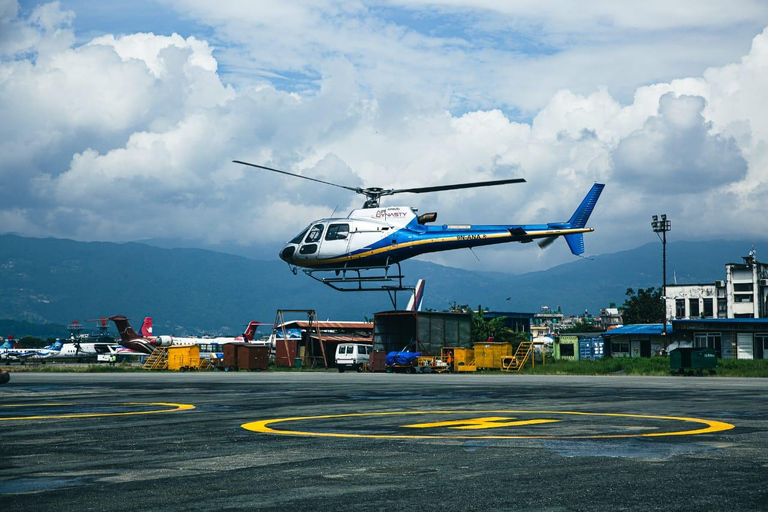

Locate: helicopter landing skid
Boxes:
[301,262,414,309]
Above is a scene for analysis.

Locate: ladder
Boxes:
[142,347,168,370]
[501,341,534,372]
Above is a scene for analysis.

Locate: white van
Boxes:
[335,343,372,372]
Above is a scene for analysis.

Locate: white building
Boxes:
[665,252,768,320]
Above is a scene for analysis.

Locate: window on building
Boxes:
[703,298,714,318]
[689,299,700,318]
[734,294,753,303]
[612,340,630,356]
[756,334,768,359]
[675,299,685,318]
[734,283,754,292]
[717,299,727,314]
[694,332,721,350]
[560,344,574,357]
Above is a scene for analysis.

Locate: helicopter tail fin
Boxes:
[564,233,585,255]
[566,183,604,255]
[568,183,605,229]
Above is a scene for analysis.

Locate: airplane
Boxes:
[1,338,65,364]
[232,160,604,294]
[109,316,266,355]
[140,317,153,337]
[406,279,425,312]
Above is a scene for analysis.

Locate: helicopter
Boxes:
[233,160,604,297]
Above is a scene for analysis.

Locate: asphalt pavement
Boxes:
[1,372,766,511]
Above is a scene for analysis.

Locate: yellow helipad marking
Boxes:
[402,416,562,430]
[241,410,735,439]
[0,402,195,421]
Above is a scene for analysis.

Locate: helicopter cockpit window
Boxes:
[325,223,350,241]
[290,227,310,244]
[305,224,324,243]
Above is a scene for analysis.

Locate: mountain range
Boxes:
[0,234,764,337]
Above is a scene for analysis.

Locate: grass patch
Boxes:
[516,357,768,377]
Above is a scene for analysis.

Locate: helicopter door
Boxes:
[318,223,351,260]
[296,223,325,262]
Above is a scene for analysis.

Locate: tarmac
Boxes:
[1,372,767,511]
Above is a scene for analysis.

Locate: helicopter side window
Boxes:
[290,227,310,244]
[325,223,350,241]
[305,224,324,243]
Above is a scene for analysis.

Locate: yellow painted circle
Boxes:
[0,402,195,421]
[242,410,734,439]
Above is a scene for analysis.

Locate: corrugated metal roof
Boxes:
[601,324,671,336]
[309,335,373,343]
[277,321,373,330]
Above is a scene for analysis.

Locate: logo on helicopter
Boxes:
[375,209,408,218]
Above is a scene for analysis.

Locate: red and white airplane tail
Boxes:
[140,317,153,337]
[406,279,425,312]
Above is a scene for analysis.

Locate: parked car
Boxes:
[335,343,372,372]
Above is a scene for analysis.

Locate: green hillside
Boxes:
[0,234,764,334]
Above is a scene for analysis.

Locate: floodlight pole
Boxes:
[651,214,671,335]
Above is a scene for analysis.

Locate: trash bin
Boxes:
[670,347,717,376]
[294,357,302,369]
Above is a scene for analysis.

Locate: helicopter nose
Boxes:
[280,245,296,262]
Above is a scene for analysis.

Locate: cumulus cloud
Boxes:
[0,2,767,273]
[613,93,747,194]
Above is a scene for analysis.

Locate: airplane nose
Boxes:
[280,245,296,262]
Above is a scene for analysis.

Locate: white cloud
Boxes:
[613,92,747,194]
[0,2,767,273]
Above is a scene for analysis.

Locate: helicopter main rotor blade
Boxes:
[232,160,360,193]
[389,177,526,195]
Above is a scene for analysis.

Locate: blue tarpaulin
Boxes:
[386,351,421,366]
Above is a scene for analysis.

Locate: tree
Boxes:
[621,287,663,324]
[470,309,529,345]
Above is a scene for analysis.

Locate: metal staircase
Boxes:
[142,347,168,370]
[500,341,534,372]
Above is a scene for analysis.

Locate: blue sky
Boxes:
[2,0,768,274]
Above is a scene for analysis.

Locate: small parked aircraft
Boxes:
[109,316,266,355]
[0,338,64,364]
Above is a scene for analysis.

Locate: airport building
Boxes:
[665,252,768,321]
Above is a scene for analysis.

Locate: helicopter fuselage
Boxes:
[279,205,593,269]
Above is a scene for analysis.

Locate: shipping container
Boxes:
[555,335,579,360]
[473,342,512,369]
[578,337,605,360]
[374,311,472,355]
[167,345,202,371]
[219,343,271,371]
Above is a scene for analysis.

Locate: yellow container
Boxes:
[442,347,477,372]
[473,343,512,369]
[167,345,201,371]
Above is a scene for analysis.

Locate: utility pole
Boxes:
[651,214,671,335]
